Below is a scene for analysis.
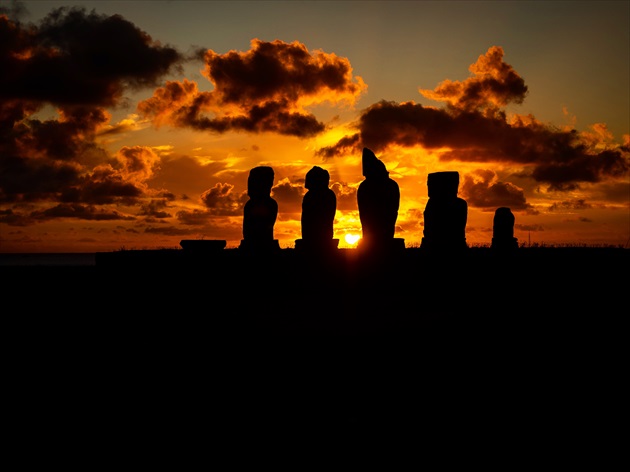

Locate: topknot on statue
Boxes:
[362,147,388,179]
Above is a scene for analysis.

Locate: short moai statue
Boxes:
[357,147,404,253]
[295,166,338,253]
[491,207,519,250]
[420,171,468,252]
[239,166,280,253]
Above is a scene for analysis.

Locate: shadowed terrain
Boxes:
[6,246,627,337]
[3,245,626,447]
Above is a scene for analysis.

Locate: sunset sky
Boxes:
[1,0,628,253]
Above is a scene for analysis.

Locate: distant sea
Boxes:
[0,253,97,266]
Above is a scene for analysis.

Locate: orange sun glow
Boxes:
[344,233,360,245]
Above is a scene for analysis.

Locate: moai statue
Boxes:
[420,171,468,251]
[239,166,280,253]
[295,166,338,252]
[357,147,404,253]
[491,207,519,250]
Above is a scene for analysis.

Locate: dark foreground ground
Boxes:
[5,246,628,337]
[4,247,627,451]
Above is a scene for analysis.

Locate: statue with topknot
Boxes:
[357,147,403,253]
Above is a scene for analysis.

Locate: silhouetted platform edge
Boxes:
[179,239,226,252]
[94,245,629,268]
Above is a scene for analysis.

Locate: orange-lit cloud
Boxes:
[419,46,528,113]
[460,169,534,213]
[199,183,244,217]
[0,7,184,226]
[0,8,182,107]
[0,6,627,251]
[138,39,367,137]
[316,46,629,192]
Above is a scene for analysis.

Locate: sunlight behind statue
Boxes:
[357,147,404,253]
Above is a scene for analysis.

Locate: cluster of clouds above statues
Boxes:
[0,5,628,228]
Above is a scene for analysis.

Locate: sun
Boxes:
[344,233,360,245]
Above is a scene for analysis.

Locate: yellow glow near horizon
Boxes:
[344,233,360,245]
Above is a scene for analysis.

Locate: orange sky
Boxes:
[1,1,628,253]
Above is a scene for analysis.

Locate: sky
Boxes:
[0,0,628,253]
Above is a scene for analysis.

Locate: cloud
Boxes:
[459,169,534,212]
[316,46,629,192]
[270,178,304,215]
[199,183,244,217]
[0,7,182,107]
[0,0,27,21]
[332,182,359,212]
[138,199,172,219]
[139,39,367,137]
[548,199,593,212]
[0,8,184,221]
[29,203,136,221]
[419,46,528,112]
[0,3,626,242]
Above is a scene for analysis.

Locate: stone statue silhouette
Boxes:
[240,166,279,252]
[296,165,338,252]
[491,207,519,250]
[357,147,401,252]
[421,171,468,251]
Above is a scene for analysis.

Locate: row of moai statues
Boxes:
[239,147,517,254]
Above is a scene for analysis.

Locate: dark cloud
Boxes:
[0,7,183,106]
[139,39,366,138]
[420,46,528,112]
[201,39,365,105]
[317,46,629,191]
[0,152,83,203]
[176,208,215,226]
[29,203,136,221]
[137,199,172,219]
[0,8,185,224]
[144,225,193,236]
[0,208,32,226]
[516,223,544,232]
[0,0,27,20]
[271,179,303,215]
[548,199,593,212]
[459,169,534,212]
[199,183,244,217]
[10,106,110,161]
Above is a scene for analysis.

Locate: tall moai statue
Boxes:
[295,166,338,253]
[491,207,519,250]
[357,147,404,253]
[239,166,280,253]
[420,171,468,251]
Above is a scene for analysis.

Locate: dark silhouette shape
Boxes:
[491,207,519,250]
[239,166,280,253]
[295,166,338,252]
[179,239,226,252]
[420,171,468,251]
[357,147,403,253]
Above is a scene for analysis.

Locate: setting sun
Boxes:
[344,234,361,245]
